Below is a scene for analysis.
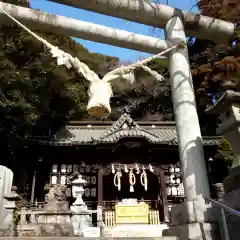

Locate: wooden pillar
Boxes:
[97,168,103,206]
[158,168,169,223]
[30,169,36,203]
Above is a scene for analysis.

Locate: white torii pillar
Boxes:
[165,16,210,201]
[163,16,217,240]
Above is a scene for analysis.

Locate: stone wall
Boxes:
[0,166,13,229]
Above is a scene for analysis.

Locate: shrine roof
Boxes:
[48,113,221,146]
[205,90,240,115]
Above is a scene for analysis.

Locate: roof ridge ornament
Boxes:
[100,113,140,138]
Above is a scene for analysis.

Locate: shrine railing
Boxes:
[102,199,161,210]
[205,197,240,240]
[29,199,161,211]
[103,209,160,227]
[16,206,103,229]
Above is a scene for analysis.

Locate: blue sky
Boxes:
[30,0,198,61]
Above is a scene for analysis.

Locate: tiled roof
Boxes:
[205,90,240,115]
[51,113,220,146]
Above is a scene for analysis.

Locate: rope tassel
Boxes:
[129,168,136,192]
[140,167,148,191]
[113,170,122,191]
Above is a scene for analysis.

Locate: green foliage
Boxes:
[217,138,234,166]
[0,0,119,151]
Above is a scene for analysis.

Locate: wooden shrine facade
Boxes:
[30,113,220,222]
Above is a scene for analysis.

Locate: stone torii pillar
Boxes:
[163,15,219,240]
[165,15,210,201]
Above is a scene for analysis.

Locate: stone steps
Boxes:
[0,238,178,240]
[104,224,178,238]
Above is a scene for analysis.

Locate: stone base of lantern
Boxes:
[222,168,240,240]
[223,166,240,193]
[36,201,74,237]
[163,223,219,240]
[162,196,220,240]
[44,201,69,212]
[221,188,240,240]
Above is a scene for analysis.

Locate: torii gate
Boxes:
[0,1,236,239]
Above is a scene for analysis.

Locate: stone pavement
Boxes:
[0,238,178,239]
[104,224,169,238]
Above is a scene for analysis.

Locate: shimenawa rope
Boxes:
[0,9,177,116]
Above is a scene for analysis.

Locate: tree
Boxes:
[187,0,240,135]
[0,0,119,165]
[109,59,172,121]
[217,138,234,166]
[198,0,240,22]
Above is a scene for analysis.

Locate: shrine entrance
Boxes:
[102,163,162,213]
[103,169,160,202]
[99,139,164,221]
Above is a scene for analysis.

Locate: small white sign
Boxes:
[83,227,100,237]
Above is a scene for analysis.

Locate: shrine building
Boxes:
[24,113,221,223]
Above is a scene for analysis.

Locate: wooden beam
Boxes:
[0,2,169,54]
[97,168,103,206]
[158,168,170,223]
[50,0,235,43]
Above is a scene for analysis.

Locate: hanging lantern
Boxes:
[149,164,154,172]
[136,164,140,174]
[169,166,175,173]
[112,164,115,174]
[175,166,181,173]
[67,165,72,173]
[61,165,67,173]
[52,165,58,173]
[91,188,96,197]
[60,175,66,185]
[167,187,172,196]
[79,166,85,173]
[176,178,181,184]
[73,164,78,172]
[86,176,91,185]
[91,176,97,185]
[85,188,90,197]
[170,174,175,183]
[85,165,91,173]
[172,187,177,196]
[165,175,169,184]
[51,175,58,185]
[179,183,184,196]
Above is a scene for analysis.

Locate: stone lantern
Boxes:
[70,175,92,236]
[3,186,21,234]
[206,87,240,193]
[71,174,86,206]
[206,83,240,240]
